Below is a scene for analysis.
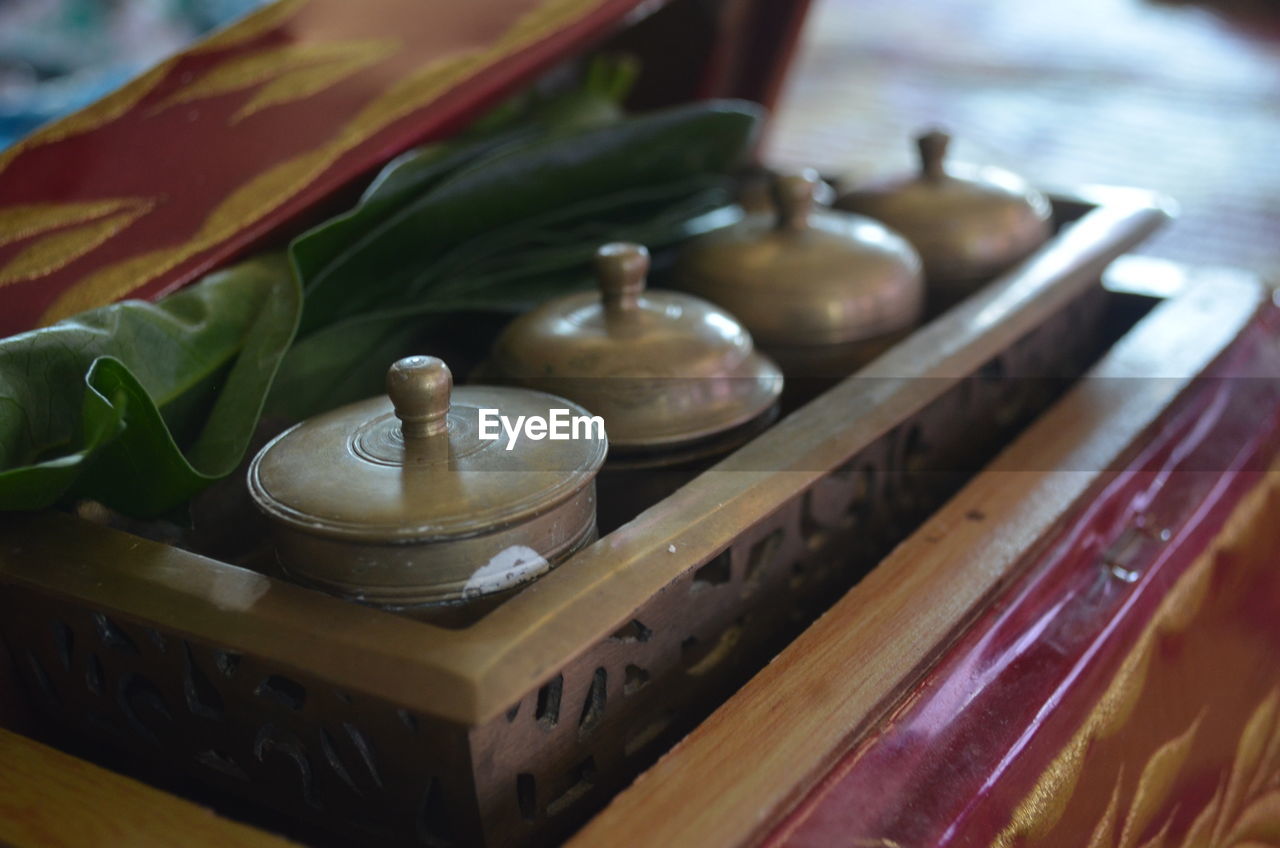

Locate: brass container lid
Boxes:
[836,130,1053,287]
[248,356,606,606]
[487,242,783,451]
[673,171,924,347]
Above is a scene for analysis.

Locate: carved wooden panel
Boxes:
[3,593,477,846]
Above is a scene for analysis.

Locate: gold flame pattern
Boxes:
[992,469,1280,848]
[148,39,398,123]
[188,0,312,54]
[0,199,156,289]
[33,0,610,325]
[1080,688,1280,848]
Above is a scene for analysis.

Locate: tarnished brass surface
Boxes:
[674,171,924,351]
[248,355,606,608]
[837,130,1053,292]
[487,242,783,451]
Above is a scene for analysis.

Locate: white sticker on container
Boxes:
[463,545,550,599]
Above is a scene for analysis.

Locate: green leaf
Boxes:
[264,100,759,421]
[0,90,759,517]
[269,177,732,420]
[0,254,300,516]
[288,57,643,292]
[296,100,762,333]
[289,129,537,286]
[527,54,637,134]
[265,311,421,422]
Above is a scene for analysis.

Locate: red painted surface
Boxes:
[765,302,1280,847]
[0,0,648,336]
[0,0,817,337]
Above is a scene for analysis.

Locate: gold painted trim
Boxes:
[0,200,156,288]
[0,199,144,249]
[146,39,399,121]
[0,0,312,179]
[992,466,1280,848]
[37,0,612,324]
[188,0,312,54]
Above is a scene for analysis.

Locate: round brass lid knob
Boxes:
[773,171,820,231]
[387,355,451,440]
[835,128,1052,289]
[917,129,950,181]
[596,242,648,317]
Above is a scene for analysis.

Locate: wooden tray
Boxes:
[0,191,1169,847]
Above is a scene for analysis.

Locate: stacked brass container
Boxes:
[248,356,606,620]
[674,170,925,383]
[485,242,784,529]
[836,129,1053,306]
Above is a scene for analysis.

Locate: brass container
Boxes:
[836,129,1053,296]
[673,170,924,380]
[486,242,783,529]
[486,242,783,456]
[248,355,606,611]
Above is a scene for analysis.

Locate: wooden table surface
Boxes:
[767,0,1280,281]
[0,727,294,848]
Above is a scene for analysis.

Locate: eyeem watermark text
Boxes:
[478,408,606,450]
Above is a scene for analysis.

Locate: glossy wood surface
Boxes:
[767,305,1280,847]
[0,727,294,847]
[570,274,1272,848]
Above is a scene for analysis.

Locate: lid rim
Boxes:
[489,279,783,449]
[247,385,606,542]
[544,350,783,449]
[248,467,600,542]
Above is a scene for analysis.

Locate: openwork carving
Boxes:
[5,604,463,846]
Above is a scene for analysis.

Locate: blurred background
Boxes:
[3,0,1277,281]
[0,0,262,148]
[767,0,1280,281]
